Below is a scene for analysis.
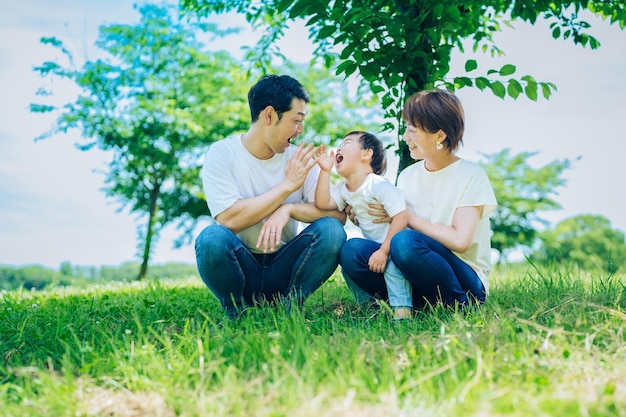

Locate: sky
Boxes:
[1,1,625,269]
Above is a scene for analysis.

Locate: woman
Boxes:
[340,89,497,312]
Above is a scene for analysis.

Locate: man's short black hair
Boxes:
[247,74,310,122]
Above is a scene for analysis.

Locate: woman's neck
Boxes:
[424,153,459,172]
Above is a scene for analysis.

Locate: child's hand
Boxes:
[316,146,336,172]
[368,249,388,274]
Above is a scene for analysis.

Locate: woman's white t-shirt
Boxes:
[201,135,319,254]
[397,159,497,292]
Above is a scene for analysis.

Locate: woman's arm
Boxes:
[366,203,483,254]
[407,206,482,253]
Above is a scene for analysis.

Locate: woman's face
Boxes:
[402,123,438,160]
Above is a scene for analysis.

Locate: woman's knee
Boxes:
[390,230,420,265]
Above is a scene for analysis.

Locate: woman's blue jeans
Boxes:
[340,230,485,309]
[195,217,346,314]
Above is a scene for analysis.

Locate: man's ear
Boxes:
[263,106,275,125]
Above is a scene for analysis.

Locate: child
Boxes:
[315,131,412,319]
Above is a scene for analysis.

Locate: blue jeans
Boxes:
[339,238,412,309]
[340,231,485,309]
[195,217,346,314]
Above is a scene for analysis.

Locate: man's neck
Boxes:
[241,126,274,160]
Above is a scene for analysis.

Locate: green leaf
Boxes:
[524,82,538,101]
[499,64,516,76]
[540,82,553,99]
[454,76,473,88]
[276,0,294,14]
[318,25,336,39]
[432,3,444,18]
[335,59,357,77]
[339,43,355,60]
[491,81,506,98]
[371,85,385,94]
[290,0,312,19]
[507,79,522,99]
[464,59,478,72]
[475,77,490,90]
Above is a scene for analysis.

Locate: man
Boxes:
[195,74,346,317]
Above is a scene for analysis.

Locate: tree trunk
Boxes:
[137,183,161,280]
[396,71,427,180]
[395,1,433,178]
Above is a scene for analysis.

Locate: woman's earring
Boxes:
[436,142,443,151]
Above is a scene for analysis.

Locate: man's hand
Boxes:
[344,204,359,227]
[283,143,320,192]
[256,204,292,253]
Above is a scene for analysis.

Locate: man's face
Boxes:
[269,98,306,153]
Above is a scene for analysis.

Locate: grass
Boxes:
[1,263,625,416]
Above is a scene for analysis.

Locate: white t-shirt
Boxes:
[331,173,406,243]
[201,135,319,254]
[397,159,497,292]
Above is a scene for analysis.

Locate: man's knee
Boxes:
[195,223,234,255]
[312,217,346,246]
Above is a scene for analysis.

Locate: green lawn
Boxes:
[1,263,625,416]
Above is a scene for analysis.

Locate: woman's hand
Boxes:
[368,203,391,224]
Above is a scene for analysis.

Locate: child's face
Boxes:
[335,134,364,177]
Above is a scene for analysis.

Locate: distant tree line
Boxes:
[0,263,198,292]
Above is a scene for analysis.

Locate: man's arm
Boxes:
[288,202,346,224]
[215,181,296,234]
[255,202,346,253]
[215,143,319,234]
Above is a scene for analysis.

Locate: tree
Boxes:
[532,214,626,273]
[180,0,626,172]
[31,4,252,279]
[32,4,384,279]
[478,149,571,262]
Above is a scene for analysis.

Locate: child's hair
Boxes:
[345,130,387,176]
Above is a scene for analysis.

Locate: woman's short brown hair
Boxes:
[402,89,465,152]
